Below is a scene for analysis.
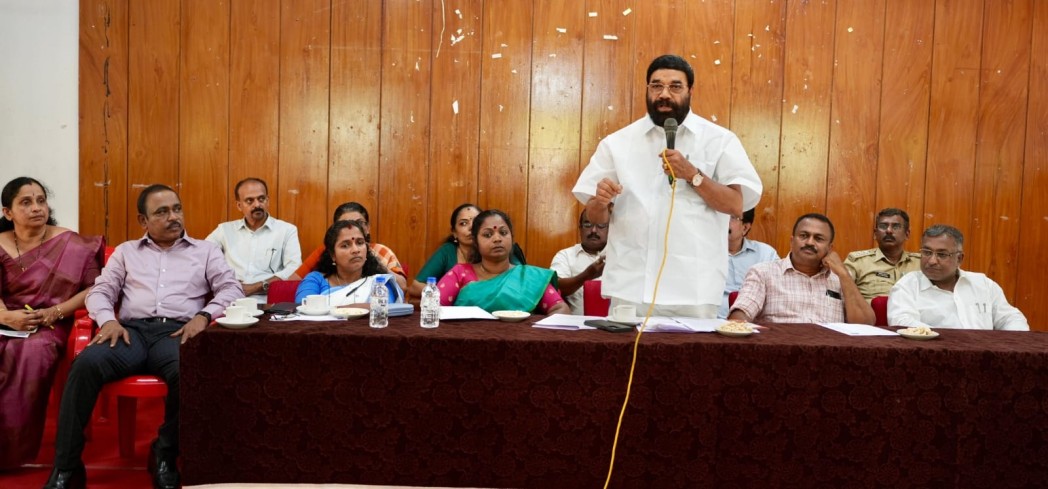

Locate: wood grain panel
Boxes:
[477,0,531,247]
[424,0,482,260]
[127,0,180,237]
[79,0,128,243]
[775,0,835,255]
[826,0,886,255]
[526,1,585,267]
[277,0,330,256]
[379,0,432,272]
[683,0,734,128]
[968,0,1031,300]
[179,0,229,239]
[1016,0,1048,329]
[229,0,280,220]
[729,0,786,247]
[329,0,382,252]
[924,0,983,232]
[631,0,684,120]
[876,0,935,240]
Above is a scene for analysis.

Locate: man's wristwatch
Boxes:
[690,171,705,188]
[195,311,212,323]
[262,281,271,293]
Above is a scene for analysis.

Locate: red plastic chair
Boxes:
[872,295,889,326]
[583,280,611,317]
[267,279,302,304]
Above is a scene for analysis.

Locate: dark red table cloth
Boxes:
[180,317,1048,488]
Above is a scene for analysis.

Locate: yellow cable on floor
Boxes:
[603,149,677,488]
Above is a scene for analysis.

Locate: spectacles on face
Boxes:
[580,222,608,230]
[647,82,687,95]
[876,222,905,231]
[919,248,960,261]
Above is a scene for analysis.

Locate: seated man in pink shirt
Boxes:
[728,213,874,325]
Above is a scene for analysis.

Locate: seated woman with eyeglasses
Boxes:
[408,203,527,298]
[293,202,407,290]
[437,209,569,315]
[294,220,404,306]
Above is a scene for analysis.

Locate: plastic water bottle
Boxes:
[369,276,389,328]
[420,277,440,329]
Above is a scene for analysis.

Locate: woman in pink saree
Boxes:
[0,177,103,469]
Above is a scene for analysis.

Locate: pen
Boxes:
[25,304,54,329]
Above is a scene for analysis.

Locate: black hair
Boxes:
[923,224,964,249]
[741,208,756,224]
[577,209,591,227]
[792,213,835,242]
[647,54,695,88]
[0,177,59,232]
[136,184,176,216]
[445,203,481,244]
[314,220,387,277]
[470,209,514,264]
[332,201,369,225]
[875,207,910,230]
[234,178,268,200]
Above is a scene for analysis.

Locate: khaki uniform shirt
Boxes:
[844,248,921,300]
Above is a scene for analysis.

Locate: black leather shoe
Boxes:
[42,464,86,489]
[148,441,181,489]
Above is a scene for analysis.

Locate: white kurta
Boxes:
[888,269,1029,331]
[572,112,763,306]
[549,243,603,315]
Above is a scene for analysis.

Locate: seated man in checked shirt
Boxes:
[728,213,875,325]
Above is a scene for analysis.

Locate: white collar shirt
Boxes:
[549,243,603,315]
[572,112,763,305]
[206,215,302,300]
[887,269,1028,330]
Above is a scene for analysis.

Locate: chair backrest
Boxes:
[871,295,889,326]
[583,280,611,317]
[267,280,302,305]
[728,291,739,308]
[104,246,115,264]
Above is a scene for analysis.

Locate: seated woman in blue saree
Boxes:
[437,209,569,315]
[295,220,403,306]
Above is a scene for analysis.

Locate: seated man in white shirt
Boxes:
[719,208,778,318]
[550,210,607,315]
[206,178,302,302]
[888,224,1028,330]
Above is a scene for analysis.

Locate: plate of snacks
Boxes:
[492,310,531,323]
[330,306,369,319]
[715,321,755,337]
[897,326,939,340]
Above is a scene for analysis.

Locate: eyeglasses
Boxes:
[876,222,905,231]
[580,223,608,230]
[647,83,687,95]
[919,248,960,261]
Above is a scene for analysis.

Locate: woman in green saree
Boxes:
[437,210,569,315]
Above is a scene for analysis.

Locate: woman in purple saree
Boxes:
[0,177,103,469]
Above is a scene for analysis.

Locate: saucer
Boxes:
[245,309,264,317]
[297,305,330,316]
[492,310,530,322]
[898,329,939,341]
[216,316,259,329]
[331,306,369,319]
[715,322,755,337]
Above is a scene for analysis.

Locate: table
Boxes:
[180,316,1048,488]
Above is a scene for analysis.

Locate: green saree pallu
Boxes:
[455,265,555,313]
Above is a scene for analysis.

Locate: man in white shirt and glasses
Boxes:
[550,210,608,315]
[888,224,1028,330]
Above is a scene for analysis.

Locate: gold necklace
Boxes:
[14,228,47,272]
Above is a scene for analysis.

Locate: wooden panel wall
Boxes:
[79,0,1048,329]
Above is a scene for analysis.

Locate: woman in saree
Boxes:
[437,209,569,315]
[0,177,104,469]
[294,220,404,306]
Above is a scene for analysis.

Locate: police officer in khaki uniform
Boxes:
[844,208,921,300]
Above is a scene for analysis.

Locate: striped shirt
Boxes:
[729,255,845,324]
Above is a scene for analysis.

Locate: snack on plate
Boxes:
[900,326,935,336]
[718,321,753,333]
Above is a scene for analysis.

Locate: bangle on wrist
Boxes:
[53,305,64,320]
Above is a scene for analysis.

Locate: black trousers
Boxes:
[52,318,183,469]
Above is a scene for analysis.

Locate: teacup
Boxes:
[611,305,636,323]
[224,305,248,323]
[233,297,259,312]
[303,294,328,310]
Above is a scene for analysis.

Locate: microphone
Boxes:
[663,118,677,184]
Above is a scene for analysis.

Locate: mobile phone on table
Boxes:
[584,319,636,333]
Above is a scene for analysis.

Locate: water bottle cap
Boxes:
[427,277,437,285]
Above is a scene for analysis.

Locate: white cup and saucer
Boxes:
[296,295,330,316]
[232,297,264,317]
[607,305,639,325]
[217,304,260,329]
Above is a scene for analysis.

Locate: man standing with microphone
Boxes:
[572,54,763,318]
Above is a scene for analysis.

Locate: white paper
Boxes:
[818,323,898,336]
[440,306,496,320]
[532,314,598,330]
[639,317,721,333]
[0,329,31,338]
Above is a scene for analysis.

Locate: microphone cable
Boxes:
[603,149,678,488]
